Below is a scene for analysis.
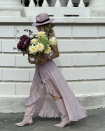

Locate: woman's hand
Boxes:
[39,57,48,64]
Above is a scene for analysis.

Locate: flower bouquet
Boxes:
[13,23,57,64]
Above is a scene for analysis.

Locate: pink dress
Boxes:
[25,53,87,121]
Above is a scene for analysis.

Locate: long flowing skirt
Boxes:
[25,54,87,121]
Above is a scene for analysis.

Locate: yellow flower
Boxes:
[36,43,44,52]
[29,45,38,54]
[31,39,37,44]
[44,46,51,54]
[37,31,46,37]
[49,37,57,46]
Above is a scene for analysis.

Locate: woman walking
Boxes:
[15,13,87,128]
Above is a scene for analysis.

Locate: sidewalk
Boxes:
[0,108,105,131]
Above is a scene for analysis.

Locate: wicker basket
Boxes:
[28,52,44,64]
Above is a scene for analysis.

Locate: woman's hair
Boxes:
[36,23,55,38]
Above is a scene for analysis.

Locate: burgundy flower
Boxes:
[22,43,29,50]
[25,39,31,44]
[23,39,31,50]
[17,40,24,50]
[20,35,28,41]
[17,43,23,50]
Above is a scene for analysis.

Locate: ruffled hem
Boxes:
[67,107,87,121]
[38,108,61,118]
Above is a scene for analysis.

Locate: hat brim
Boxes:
[32,19,55,26]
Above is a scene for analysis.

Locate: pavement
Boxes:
[0,108,105,131]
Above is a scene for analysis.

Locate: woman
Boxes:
[15,13,87,128]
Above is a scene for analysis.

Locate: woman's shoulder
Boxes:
[49,32,55,38]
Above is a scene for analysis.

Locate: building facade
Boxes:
[0,0,105,113]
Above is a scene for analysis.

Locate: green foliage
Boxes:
[26,48,29,54]
[38,52,41,57]
[37,36,49,49]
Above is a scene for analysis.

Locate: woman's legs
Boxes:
[49,93,62,101]
[49,93,71,128]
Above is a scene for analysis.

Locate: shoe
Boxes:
[54,115,71,127]
[15,102,36,127]
[54,99,71,128]
[15,117,33,127]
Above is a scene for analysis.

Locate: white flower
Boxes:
[44,46,51,54]
[37,31,46,37]
[36,43,44,52]
[31,39,37,44]
[29,45,38,54]
[49,37,57,46]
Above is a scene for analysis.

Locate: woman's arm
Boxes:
[49,44,59,60]
[47,31,59,59]
[39,44,59,64]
